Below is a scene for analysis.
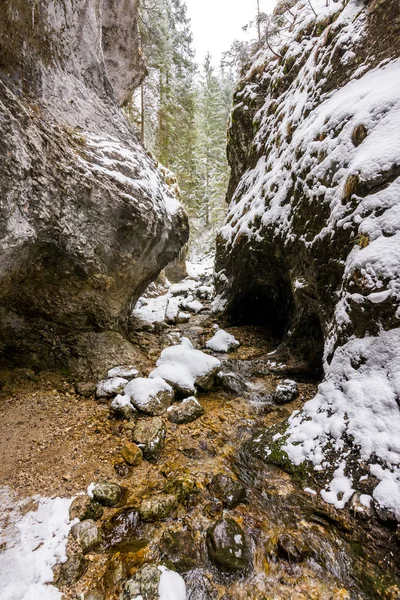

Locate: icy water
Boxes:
[1,266,400,600]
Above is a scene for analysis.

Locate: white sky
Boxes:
[185,0,277,66]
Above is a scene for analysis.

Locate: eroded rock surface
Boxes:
[0,0,188,374]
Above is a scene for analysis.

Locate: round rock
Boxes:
[167,397,204,424]
[110,395,137,420]
[209,473,246,509]
[92,482,123,507]
[160,527,200,572]
[273,379,298,405]
[139,494,178,522]
[121,441,143,466]
[206,518,250,573]
[96,377,128,399]
[125,377,174,416]
[132,417,166,462]
[71,519,101,554]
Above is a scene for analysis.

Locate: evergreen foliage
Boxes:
[137,0,235,241]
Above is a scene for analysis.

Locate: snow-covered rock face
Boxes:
[0,0,189,372]
[215,0,400,516]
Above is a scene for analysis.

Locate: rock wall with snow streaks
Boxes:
[0,0,188,373]
[215,0,400,517]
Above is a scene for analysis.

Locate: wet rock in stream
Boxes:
[167,397,204,424]
[133,417,166,462]
[102,508,145,552]
[216,371,248,396]
[206,518,250,574]
[164,476,196,502]
[92,482,124,507]
[121,441,143,466]
[184,569,217,600]
[139,494,178,522]
[208,474,246,509]
[71,520,101,555]
[159,527,200,572]
[273,379,299,405]
[276,532,310,563]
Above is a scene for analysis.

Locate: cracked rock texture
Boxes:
[0,0,188,374]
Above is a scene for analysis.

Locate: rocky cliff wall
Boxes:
[215,0,400,518]
[0,0,189,375]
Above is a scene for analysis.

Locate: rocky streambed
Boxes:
[1,269,400,600]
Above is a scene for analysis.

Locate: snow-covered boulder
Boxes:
[273,380,298,405]
[110,394,137,420]
[167,397,205,424]
[206,329,240,353]
[149,339,221,394]
[180,297,204,314]
[96,378,128,398]
[107,365,139,380]
[125,377,174,416]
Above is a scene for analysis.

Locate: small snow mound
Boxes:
[125,377,174,415]
[150,340,221,394]
[158,565,186,600]
[107,365,139,379]
[206,329,240,353]
[0,488,75,600]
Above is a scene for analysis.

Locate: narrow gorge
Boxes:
[1,0,400,599]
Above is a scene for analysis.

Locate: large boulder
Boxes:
[214,0,400,517]
[0,0,188,373]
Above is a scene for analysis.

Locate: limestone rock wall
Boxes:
[215,0,400,516]
[0,0,189,372]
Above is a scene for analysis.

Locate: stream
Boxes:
[1,262,399,600]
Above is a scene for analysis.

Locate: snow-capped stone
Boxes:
[96,377,128,398]
[110,394,137,420]
[124,377,174,416]
[180,297,204,313]
[149,341,221,394]
[273,380,299,405]
[167,397,205,424]
[107,365,139,380]
[206,330,240,353]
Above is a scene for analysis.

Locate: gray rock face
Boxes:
[0,0,188,373]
